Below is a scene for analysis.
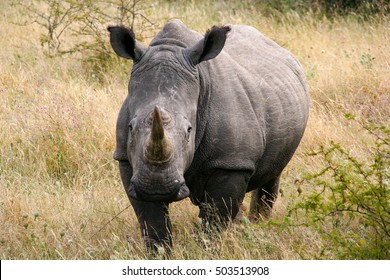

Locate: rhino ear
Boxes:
[187,25,230,65]
[107,26,146,61]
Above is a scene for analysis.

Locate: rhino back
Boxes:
[190,25,309,188]
[150,19,202,48]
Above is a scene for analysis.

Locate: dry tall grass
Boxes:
[1,0,389,259]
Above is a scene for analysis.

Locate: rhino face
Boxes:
[126,63,197,202]
[128,107,193,201]
[108,25,229,202]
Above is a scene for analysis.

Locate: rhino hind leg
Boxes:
[249,176,280,222]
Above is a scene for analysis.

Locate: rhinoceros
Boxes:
[108,19,309,252]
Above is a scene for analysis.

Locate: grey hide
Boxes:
[109,19,309,253]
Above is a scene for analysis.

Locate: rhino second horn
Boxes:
[145,106,173,164]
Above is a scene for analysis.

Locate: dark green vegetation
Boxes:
[284,123,389,259]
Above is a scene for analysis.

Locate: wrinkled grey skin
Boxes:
[108,19,309,253]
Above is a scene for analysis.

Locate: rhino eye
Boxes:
[187,126,192,133]
[129,124,133,131]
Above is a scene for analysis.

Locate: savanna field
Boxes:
[0,0,389,259]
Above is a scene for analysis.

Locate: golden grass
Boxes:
[0,0,389,259]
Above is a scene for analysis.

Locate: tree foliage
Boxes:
[12,0,157,57]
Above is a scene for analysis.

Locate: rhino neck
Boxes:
[194,64,212,151]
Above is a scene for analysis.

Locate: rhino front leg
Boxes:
[118,161,172,254]
[200,170,250,228]
[249,175,280,222]
[130,199,172,254]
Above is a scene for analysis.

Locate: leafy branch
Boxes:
[286,122,389,259]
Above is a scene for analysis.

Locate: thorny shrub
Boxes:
[12,0,157,71]
[285,120,389,259]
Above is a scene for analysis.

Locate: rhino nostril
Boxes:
[129,176,189,202]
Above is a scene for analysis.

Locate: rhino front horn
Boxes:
[145,106,173,164]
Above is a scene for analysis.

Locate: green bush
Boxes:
[258,0,390,19]
[286,122,389,259]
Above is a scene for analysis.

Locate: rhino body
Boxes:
[109,19,309,252]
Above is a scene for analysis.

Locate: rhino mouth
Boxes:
[128,180,190,202]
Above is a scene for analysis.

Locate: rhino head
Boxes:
[108,24,230,203]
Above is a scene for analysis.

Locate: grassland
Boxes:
[0,0,389,259]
